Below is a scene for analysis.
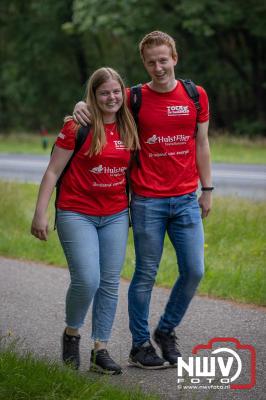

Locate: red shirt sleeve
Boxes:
[197,86,209,123]
[55,120,78,150]
[126,87,131,109]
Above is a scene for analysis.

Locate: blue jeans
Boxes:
[57,208,128,342]
[128,192,204,346]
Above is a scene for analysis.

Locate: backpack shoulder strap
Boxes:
[130,84,142,126]
[51,123,91,157]
[75,124,91,153]
[178,79,201,112]
[129,85,142,168]
[53,123,91,229]
[58,123,91,179]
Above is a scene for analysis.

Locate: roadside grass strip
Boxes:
[209,134,266,164]
[0,181,265,305]
[1,133,266,164]
[0,133,56,155]
[0,345,157,400]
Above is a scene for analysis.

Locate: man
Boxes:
[73,31,213,370]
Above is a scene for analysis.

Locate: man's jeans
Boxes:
[128,192,204,346]
[57,208,128,342]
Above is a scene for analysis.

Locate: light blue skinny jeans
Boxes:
[128,192,204,346]
[56,208,128,342]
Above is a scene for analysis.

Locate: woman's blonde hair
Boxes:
[78,67,139,156]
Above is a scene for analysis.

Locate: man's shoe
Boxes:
[128,340,169,369]
[90,349,122,375]
[153,328,181,366]
[62,329,80,369]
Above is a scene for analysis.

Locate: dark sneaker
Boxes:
[62,329,80,370]
[90,349,122,375]
[128,340,169,369]
[153,328,181,366]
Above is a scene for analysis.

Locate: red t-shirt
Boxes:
[128,81,209,197]
[55,120,130,216]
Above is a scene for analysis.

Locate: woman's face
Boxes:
[95,79,123,121]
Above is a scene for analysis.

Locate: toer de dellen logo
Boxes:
[177,338,256,391]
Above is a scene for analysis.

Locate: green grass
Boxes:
[1,132,266,164]
[0,182,64,265]
[124,198,266,306]
[0,346,157,400]
[0,133,56,155]
[209,134,266,164]
[1,181,265,305]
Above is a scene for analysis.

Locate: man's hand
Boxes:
[73,101,91,125]
[198,191,212,218]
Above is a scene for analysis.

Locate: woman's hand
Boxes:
[30,145,73,242]
[31,213,49,241]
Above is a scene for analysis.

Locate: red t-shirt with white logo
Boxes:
[128,81,209,197]
[55,120,130,216]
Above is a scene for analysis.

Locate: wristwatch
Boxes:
[201,187,214,191]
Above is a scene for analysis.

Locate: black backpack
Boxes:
[51,124,91,228]
[129,79,201,167]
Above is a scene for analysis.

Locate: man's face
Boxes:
[142,44,177,91]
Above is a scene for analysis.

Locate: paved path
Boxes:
[0,154,266,200]
[0,257,265,400]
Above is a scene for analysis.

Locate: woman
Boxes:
[31,67,139,375]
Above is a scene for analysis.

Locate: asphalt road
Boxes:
[0,257,265,400]
[0,154,265,200]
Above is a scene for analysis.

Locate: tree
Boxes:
[1,0,265,134]
[0,0,86,131]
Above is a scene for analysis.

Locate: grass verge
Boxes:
[0,133,56,155]
[0,346,157,400]
[209,134,266,164]
[0,181,265,305]
[1,132,266,164]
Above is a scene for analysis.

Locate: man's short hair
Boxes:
[139,31,177,61]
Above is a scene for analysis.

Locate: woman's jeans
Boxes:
[57,208,128,342]
[128,192,204,346]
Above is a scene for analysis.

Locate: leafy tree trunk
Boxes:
[71,34,88,85]
[248,35,266,122]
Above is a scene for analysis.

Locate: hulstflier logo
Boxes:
[146,135,158,144]
[90,164,127,177]
[90,165,104,174]
[177,338,256,391]
[145,134,190,145]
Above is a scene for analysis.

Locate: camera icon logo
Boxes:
[177,337,256,390]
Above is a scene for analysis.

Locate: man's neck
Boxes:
[148,79,177,93]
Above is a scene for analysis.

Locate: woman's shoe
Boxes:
[90,349,122,375]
